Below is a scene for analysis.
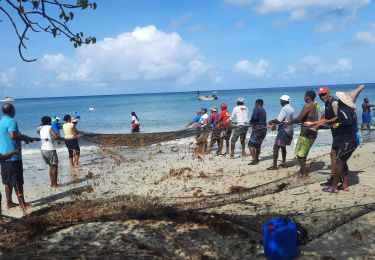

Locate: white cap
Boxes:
[237,98,245,103]
[280,95,291,102]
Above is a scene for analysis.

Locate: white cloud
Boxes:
[281,55,352,79]
[255,0,370,15]
[224,0,252,7]
[235,59,269,77]
[0,68,17,87]
[314,23,335,33]
[354,31,375,45]
[290,9,308,21]
[227,0,369,33]
[40,25,219,86]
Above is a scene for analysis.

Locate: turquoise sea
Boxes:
[9,83,375,137]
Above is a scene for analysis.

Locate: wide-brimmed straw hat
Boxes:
[336,84,365,109]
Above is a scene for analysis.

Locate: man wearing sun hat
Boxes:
[322,84,364,193]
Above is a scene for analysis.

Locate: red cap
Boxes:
[318,86,329,95]
[220,103,227,109]
[267,225,276,231]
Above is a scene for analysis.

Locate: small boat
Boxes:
[197,91,218,100]
[0,97,15,102]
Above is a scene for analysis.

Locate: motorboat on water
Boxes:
[197,91,218,100]
[0,97,15,102]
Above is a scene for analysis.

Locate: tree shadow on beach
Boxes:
[62,177,89,187]
[28,186,90,207]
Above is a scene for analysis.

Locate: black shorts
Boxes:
[65,138,80,158]
[1,160,24,187]
[332,135,358,163]
[248,127,267,148]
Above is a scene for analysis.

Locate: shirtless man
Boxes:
[361,98,375,130]
[287,90,318,178]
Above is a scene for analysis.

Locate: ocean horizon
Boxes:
[7,83,375,136]
[14,82,375,101]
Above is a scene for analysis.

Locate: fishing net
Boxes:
[81,128,196,147]
[1,125,374,258]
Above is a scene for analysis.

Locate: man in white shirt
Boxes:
[228,98,249,158]
[39,116,64,187]
[267,95,294,170]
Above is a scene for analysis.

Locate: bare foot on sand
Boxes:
[51,184,62,188]
[19,203,34,211]
[296,173,310,180]
[0,218,6,225]
[6,202,18,209]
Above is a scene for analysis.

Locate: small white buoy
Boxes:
[88,107,95,112]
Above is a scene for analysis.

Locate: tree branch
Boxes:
[0,0,97,62]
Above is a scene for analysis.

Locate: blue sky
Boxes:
[1,0,375,98]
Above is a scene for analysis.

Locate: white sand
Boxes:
[1,129,375,258]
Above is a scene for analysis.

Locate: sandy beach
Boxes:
[1,129,375,259]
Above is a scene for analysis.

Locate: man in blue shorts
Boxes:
[361,98,375,130]
[0,103,40,211]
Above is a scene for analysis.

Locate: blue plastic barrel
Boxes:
[263,218,298,260]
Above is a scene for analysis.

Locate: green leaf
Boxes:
[69,12,74,20]
[51,28,57,38]
[32,1,39,9]
[93,2,97,10]
[91,37,96,44]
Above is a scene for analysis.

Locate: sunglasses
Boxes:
[319,93,327,98]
